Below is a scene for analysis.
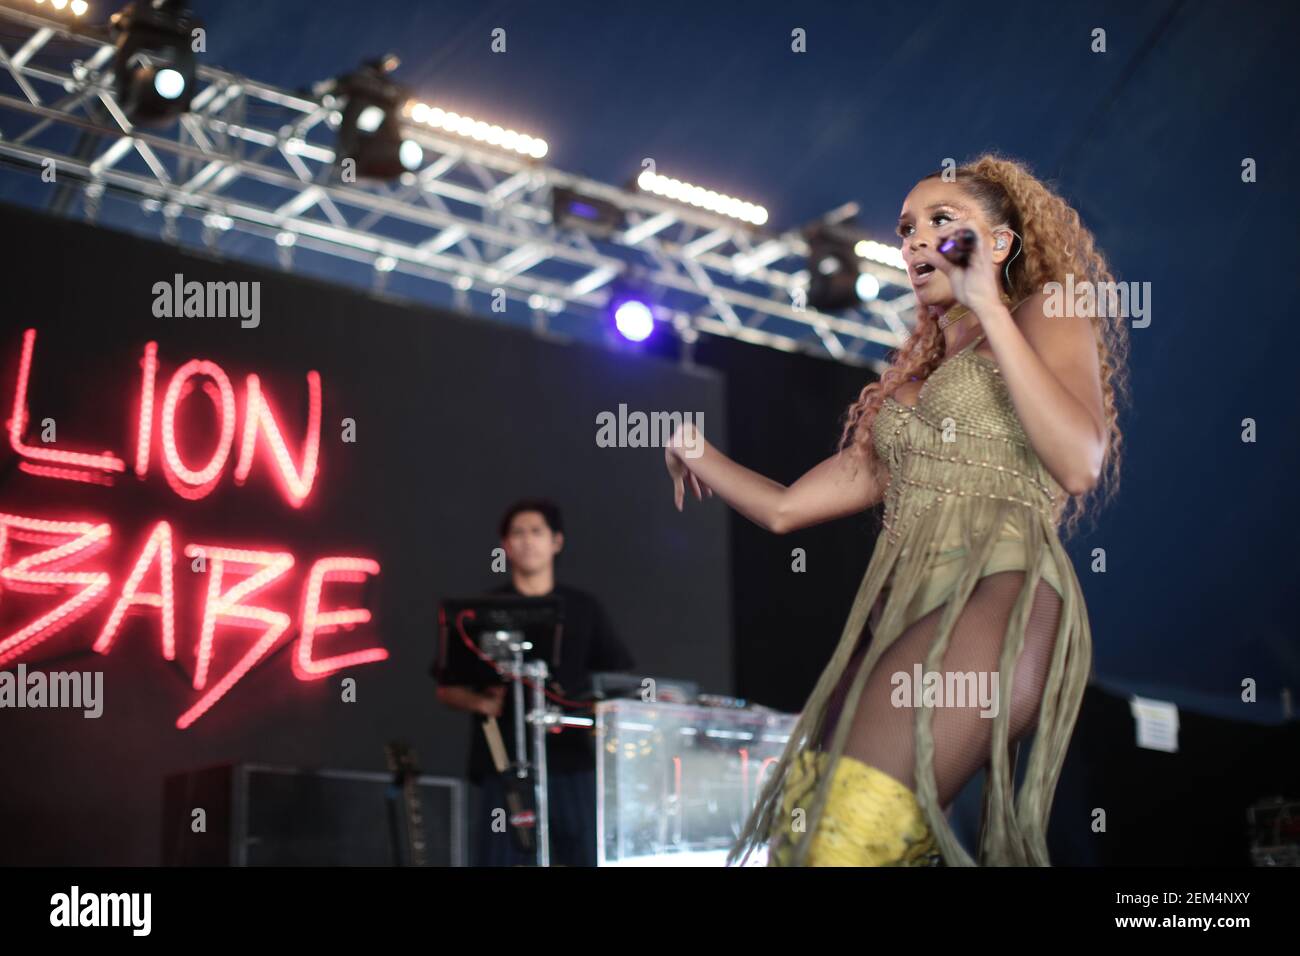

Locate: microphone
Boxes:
[937,228,978,267]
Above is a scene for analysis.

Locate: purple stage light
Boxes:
[613,299,654,342]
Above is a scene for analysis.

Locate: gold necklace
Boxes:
[937,305,971,331]
[936,292,1015,332]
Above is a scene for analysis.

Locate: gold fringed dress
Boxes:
[728,319,1093,867]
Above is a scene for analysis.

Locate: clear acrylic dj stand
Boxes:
[595,699,798,866]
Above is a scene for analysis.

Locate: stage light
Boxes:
[37,0,82,11]
[552,186,625,239]
[398,139,423,170]
[855,272,880,301]
[805,227,865,313]
[854,238,908,272]
[605,270,660,343]
[635,170,767,226]
[407,101,548,159]
[356,105,385,133]
[109,0,201,128]
[330,57,424,181]
[614,299,654,342]
[154,67,184,99]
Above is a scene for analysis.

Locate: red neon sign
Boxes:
[11,329,321,506]
[181,545,295,729]
[0,513,112,666]
[134,340,159,478]
[0,329,385,728]
[8,328,126,477]
[294,557,387,680]
[159,358,238,500]
[235,372,321,508]
[94,520,177,661]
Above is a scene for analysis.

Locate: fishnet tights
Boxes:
[821,571,1063,809]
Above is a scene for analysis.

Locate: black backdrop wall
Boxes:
[0,202,731,864]
[688,335,880,714]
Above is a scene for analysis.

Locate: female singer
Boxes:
[665,154,1129,866]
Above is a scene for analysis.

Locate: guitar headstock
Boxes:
[383,740,427,866]
[384,740,419,783]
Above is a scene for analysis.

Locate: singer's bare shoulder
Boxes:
[1009,290,1105,436]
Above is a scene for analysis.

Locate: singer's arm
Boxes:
[972,291,1106,496]
[666,426,884,534]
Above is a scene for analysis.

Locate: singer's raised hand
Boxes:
[918,224,1004,314]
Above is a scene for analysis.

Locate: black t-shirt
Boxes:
[440,583,635,784]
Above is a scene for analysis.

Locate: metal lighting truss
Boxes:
[0,5,917,368]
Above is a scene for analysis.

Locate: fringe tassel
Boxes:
[726,419,1092,868]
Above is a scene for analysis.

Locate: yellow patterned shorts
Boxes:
[768,750,944,867]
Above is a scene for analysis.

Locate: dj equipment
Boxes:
[596,698,799,866]
[591,672,698,704]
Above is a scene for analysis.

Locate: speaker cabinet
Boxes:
[162,763,465,866]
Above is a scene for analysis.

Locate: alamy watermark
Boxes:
[1042,275,1151,328]
[0,663,103,718]
[152,272,261,328]
[892,664,1000,718]
[595,404,704,458]
[50,886,150,936]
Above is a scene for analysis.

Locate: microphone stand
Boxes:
[497,635,558,866]
[490,628,589,866]
[524,658,552,868]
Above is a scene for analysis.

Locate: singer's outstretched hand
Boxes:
[665,424,713,512]
[915,224,1004,314]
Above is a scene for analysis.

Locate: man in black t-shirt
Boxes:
[434,498,635,866]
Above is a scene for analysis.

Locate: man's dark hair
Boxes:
[498,498,564,539]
